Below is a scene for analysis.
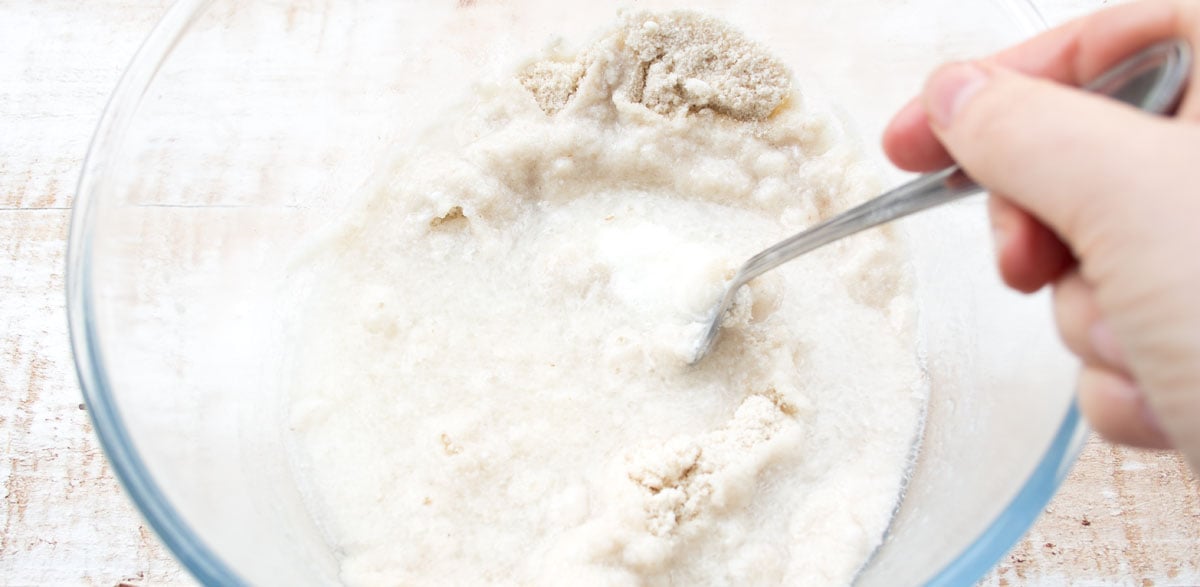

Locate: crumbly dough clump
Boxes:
[520,11,790,120]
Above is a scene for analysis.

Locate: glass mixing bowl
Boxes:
[68,0,1083,584]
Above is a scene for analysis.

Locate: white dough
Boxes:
[286,10,927,586]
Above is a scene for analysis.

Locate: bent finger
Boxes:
[989,194,1073,294]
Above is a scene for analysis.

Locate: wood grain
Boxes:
[0,1,185,585]
[1,1,1195,586]
[982,438,1200,586]
[0,210,183,586]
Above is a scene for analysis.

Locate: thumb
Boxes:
[921,61,1175,252]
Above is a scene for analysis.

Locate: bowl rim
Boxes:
[66,1,1080,585]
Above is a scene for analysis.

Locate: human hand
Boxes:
[882,0,1200,472]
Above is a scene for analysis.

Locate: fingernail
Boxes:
[1104,372,1161,436]
[991,222,1009,256]
[1141,400,1168,441]
[1102,374,1140,400]
[989,199,1016,255]
[926,62,989,129]
[1089,321,1127,369]
[1110,377,1169,441]
[1128,376,1176,441]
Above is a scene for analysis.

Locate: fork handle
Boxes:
[692,39,1192,363]
[731,38,1192,290]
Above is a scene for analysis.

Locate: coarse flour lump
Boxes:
[287,10,927,586]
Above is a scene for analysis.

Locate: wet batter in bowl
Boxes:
[287,10,926,586]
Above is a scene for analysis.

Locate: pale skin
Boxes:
[882,0,1200,473]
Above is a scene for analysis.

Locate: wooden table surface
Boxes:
[1,1,1196,585]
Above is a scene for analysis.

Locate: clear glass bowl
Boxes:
[68,0,1084,585]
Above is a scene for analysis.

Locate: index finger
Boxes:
[882,0,1200,172]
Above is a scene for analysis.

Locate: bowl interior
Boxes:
[71,1,1081,585]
